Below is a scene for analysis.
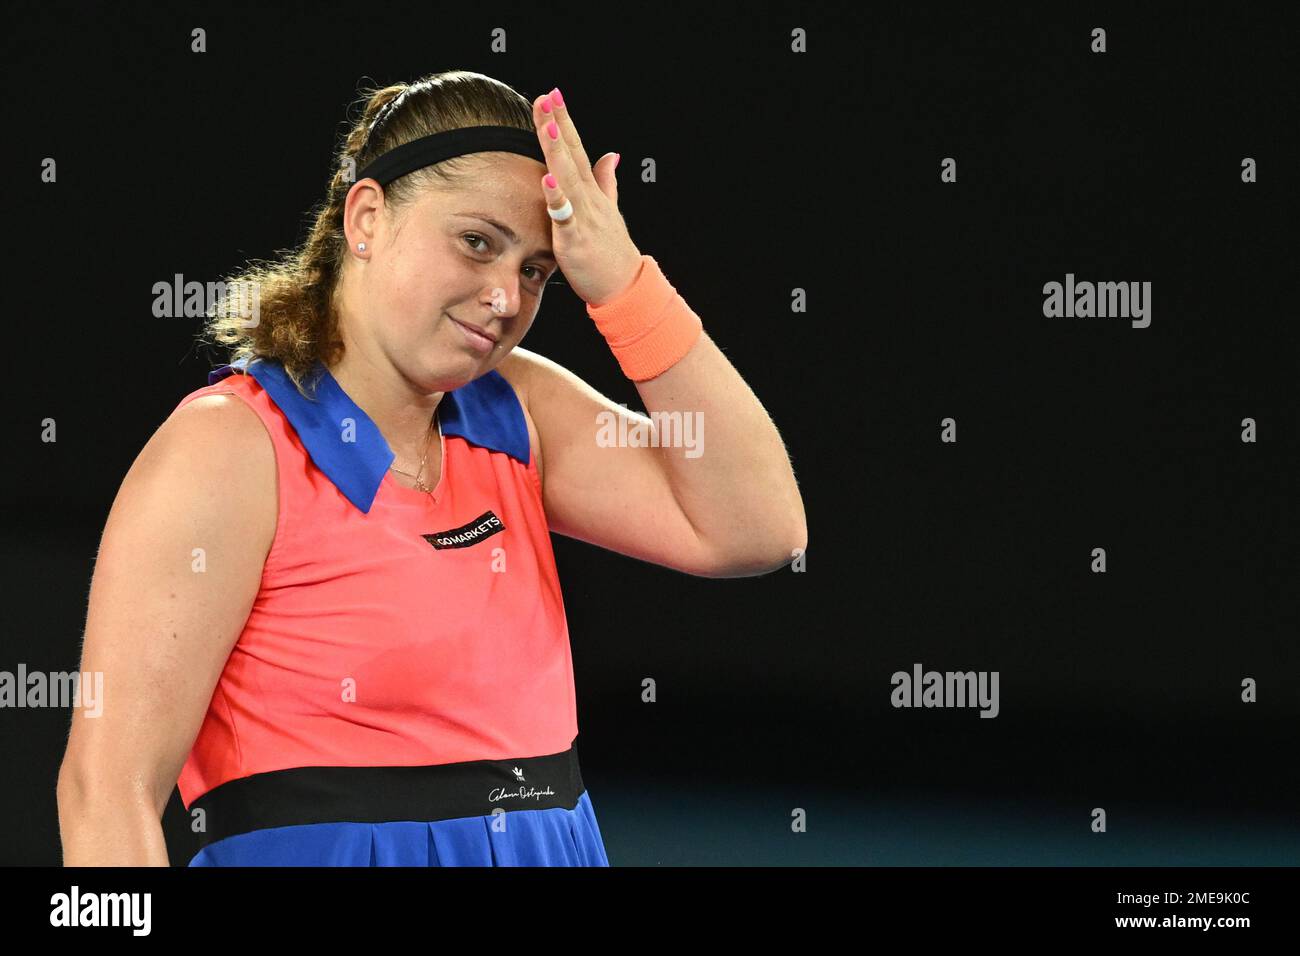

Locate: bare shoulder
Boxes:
[494,347,540,406]
[496,345,608,400]
[130,391,279,556]
[161,392,275,466]
[496,346,602,409]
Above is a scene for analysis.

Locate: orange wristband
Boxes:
[586,254,703,382]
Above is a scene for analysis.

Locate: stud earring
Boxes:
[357,242,367,252]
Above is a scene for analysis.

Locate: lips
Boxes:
[449,316,498,343]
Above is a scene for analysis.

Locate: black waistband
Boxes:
[189,741,587,848]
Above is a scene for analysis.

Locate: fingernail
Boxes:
[551,87,565,108]
[544,173,557,189]
[613,152,621,170]
[541,96,552,114]
[546,120,558,140]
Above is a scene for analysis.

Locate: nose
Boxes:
[484,270,522,319]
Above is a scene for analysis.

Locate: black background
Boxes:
[3,1,1297,866]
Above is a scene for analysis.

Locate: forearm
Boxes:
[57,775,171,866]
[634,329,806,572]
[587,255,806,573]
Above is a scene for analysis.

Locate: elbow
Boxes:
[699,520,807,579]
[57,752,168,822]
[56,757,100,825]
[56,756,87,810]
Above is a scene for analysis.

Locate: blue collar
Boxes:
[208,356,530,513]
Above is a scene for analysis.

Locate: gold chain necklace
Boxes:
[388,415,443,493]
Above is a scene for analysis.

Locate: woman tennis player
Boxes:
[56,70,807,866]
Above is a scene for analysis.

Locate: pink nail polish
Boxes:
[613,152,621,170]
[544,173,557,189]
[551,87,564,108]
[546,120,558,140]
[541,97,552,114]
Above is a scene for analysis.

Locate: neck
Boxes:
[326,351,444,461]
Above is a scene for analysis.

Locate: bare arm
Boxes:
[56,393,277,865]
[629,330,807,574]
[501,344,806,578]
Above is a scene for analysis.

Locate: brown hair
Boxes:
[200,70,537,397]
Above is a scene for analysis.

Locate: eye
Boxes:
[463,233,547,284]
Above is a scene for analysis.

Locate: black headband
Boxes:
[354,125,546,187]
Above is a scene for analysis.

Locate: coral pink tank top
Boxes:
[170,357,579,809]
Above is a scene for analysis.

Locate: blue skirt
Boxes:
[185,743,609,867]
[189,790,609,867]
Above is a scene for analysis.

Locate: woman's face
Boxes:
[342,152,556,392]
